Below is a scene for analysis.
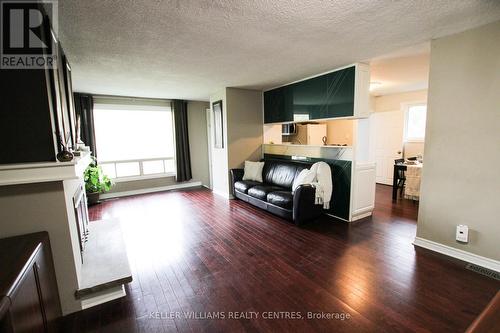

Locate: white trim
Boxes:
[351,161,376,221]
[0,152,92,186]
[413,237,500,273]
[92,94,171,104]
[112,173,176,183]
[352,211,372,221]
[94,103,171,112]
[99,158,176,181]
[206,108,213,189]
[212,189,233,199]
[99,181,202,199]
[348,160,355,222]
[80,285,126,310]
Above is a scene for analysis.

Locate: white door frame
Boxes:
[206,108,213,189]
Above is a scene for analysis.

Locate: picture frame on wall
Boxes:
[62,53,77,148]
[56,43,73,150]
[212,100,224,148]
[47,29,65,153]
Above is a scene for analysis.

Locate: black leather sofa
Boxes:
[230,159,324,225]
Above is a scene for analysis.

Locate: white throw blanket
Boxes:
[292,162,332,209]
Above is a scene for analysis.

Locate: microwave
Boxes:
[282,123,297,135]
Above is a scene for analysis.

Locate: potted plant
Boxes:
[84,157,113,205]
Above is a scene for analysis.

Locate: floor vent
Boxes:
[465,264,500,280]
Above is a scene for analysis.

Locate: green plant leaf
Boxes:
[83,159,114,194]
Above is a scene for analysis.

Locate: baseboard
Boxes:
[413,237,500,273]
[212,189,234,199]
[99,181,202,199]
[352,211,372,221]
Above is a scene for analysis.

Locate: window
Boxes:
[404,103,427,142]
[93,101,175,180]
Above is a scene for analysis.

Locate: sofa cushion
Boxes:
[247,185,283,200]
[263,160,308,189]
[267,191,293,209]
[234,180,260,194]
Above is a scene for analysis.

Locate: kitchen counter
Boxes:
[263,143,353,161]
[270,143,352,148]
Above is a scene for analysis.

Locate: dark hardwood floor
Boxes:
[62,185,499,332]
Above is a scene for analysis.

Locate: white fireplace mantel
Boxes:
[0,152,92,186]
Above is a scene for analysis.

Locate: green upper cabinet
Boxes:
[264,63,369,124]
[292,72,330,120]
[263,85,293,123]
[325,66,355,119]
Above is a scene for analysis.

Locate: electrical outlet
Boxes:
[456,225,469,243]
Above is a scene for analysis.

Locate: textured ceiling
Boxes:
[58,0,500,101]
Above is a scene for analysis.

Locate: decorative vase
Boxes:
[57,149,74,162]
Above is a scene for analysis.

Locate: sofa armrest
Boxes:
[293,184,324,225]
[230,169,244,195]
[230,169,244,183]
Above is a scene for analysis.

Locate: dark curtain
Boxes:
[172,100,192,182]
[73,93,97,158]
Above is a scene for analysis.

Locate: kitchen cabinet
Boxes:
[264,63,370,123]
[264,85,293,123]
[294,124,327,145]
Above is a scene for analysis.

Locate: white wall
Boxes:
[404,142,424,159]
[187,101,210,186]
[209,88,263,198]
[322,119,354,145]
[374,90,427,112]
[417,20,500,261]
[226,88,263,169]
[372,89,428,158]
[353,118,371,161]
[263,124,282,144]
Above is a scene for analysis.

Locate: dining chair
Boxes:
[394,159,406,197]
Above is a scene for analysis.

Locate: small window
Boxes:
[404,103,427,142]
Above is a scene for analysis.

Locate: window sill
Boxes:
[113,173,176,183]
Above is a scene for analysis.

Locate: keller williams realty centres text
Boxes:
[149,311,351,321]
